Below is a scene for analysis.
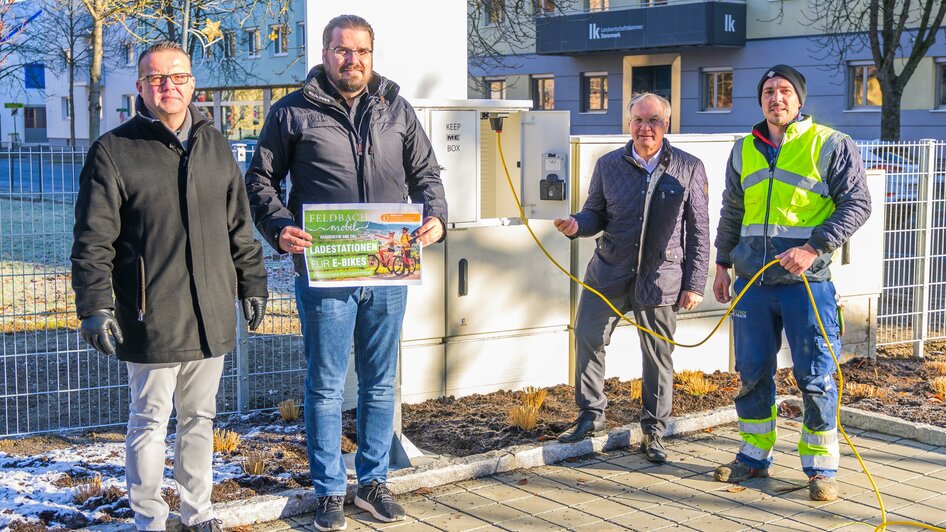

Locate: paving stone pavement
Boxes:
[240,420,946,531]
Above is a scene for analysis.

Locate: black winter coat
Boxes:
[244,66,447,274]
[71,105,268,363]
[574,139,710,306]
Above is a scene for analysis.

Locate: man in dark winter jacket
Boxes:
[711,65,871,502]
[244,15,446,532]
[71,41,268,532]
[554,93,710,464]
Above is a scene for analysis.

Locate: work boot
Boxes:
[640,433,668,464]
[313,495,347,531]
[182,519,222,532]
[354,480,406,522]
[713,459,769,483]
[808,475,839,501]
[557,418,606,443]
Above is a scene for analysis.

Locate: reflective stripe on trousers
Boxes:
[799,426,840,471]
[738,404,777,462]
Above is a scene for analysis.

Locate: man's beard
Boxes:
[330,67,369,93]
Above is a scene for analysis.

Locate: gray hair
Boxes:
[626,92,671,122]
[322,14,375,48]
[137,41,190,77]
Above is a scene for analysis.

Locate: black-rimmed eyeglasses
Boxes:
[327,47,372,58]
[139,73,193,86]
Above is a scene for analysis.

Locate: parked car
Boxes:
[857,145,922,204]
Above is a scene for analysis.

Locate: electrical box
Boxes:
[413,100,571,225]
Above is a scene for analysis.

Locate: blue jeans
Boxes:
[294,277,407,496]
[732,277,841,478]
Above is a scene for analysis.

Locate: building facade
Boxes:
[469,0,946,140]
[0,0,307,147]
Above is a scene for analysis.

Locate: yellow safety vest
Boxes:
[733,117,846,240]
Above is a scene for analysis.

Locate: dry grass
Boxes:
[845,382,889,400]
[213,428,240,453]
[931,376,946,395]
[242,452,267,476]
[675,370,703,384]
[783,372,798,390]
[72,474,102,505]
[521,386,547,410]
[508,405,539,430]
[278,399,300,422]
[680,376,719,397]
[925,361,946,376]
[628,379,642,402]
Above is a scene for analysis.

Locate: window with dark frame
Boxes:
[271,24,288,55]
[587,0,609,11]
[223,31,236,58]
[246,28,261,57]
[702,69,733,110]
[533,0,555,14]
[485,0,506,24]
[532,76,554,110]
[582,73,608,112]
[486,78,506,99]
[938,63,946,108]
[850,64,882,108]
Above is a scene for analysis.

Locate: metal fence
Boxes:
[0,139,944,437]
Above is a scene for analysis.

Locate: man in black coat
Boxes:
[554,93,710,463]
[244,14,446,532]
[71,41,268,532]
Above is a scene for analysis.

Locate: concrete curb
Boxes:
[781,397,946,446]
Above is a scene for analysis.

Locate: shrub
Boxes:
[278,399,300,422]
[931,376,946,395]
[675,370,703,384]
[242,452,267,476]
[628,379,642,402]
[845,382,888,400]
[521,386,547,410]
[213,428,240,453]
[783,372,798,390]
[680,376,719,397]
[72,475,102,505]
[508,405,539,430]
[925,361,946,376]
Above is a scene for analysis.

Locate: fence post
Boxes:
[235,302,250,413]
[913,139,937,359]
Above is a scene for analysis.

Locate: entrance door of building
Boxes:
[23,106,48,143]
[631,65,671,101]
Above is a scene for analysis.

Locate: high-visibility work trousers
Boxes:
[731,277,841,478]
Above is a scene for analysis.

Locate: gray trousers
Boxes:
[125,356,224,531]
[574,281,677,437]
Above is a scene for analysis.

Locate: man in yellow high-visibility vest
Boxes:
[712,65,872,501]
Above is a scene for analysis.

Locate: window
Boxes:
[296,22,305,50]
[582,73,608,112]
[587,0,609,10]
[270,24,288,56]
[121,94,135,117]
[532,76,554,110]
[24,107,46,129]
[61,97,71,119]
[223,31,236,59]
[850,63,882,108]
[533,0,555,14]
[123,43,135,66]
[937,61,946,108]
[702,69,733,110]
[485,0,505,25]
[486,78,506,99]
[640,0,667,5]
[246,28,260,57]
[24,63,44,89]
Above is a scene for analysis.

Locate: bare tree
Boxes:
[467,0,578,95]
[806,0,946,140]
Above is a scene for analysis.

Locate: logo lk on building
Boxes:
[724,13,736,32]
[589,23,601,40]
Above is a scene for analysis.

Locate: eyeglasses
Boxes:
[630,117,667,129]
[327,47,372,59]
[139,73,193,86]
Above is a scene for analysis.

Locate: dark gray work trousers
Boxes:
[573,280,677,437]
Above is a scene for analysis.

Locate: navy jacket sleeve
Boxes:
[573,159,608,237]
[226,155,269,299]
[682,158,710,294]
[714,149,744,267]
[808,136,872,254]
[245,105,296,252]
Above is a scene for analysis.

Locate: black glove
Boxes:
[242,296,267,331]
[80,309,124,355]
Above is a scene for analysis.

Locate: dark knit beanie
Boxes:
[757,64,807,107]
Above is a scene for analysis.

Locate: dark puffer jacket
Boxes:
[71,104,268,363]
[574,139,710,306]
[244,66,447,274]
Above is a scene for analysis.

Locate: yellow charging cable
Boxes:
[495,131,945,532]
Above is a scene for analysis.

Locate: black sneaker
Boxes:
[313,495,347,531]
[182,518,223,532]
[354,480,405,522]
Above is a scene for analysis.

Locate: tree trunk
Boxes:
[87,0,103,142]
[68,57,75,147]
[878,74,903,141]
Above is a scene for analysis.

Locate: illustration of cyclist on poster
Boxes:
[301,203,424,287]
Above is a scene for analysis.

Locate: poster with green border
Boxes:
[302,203,424,287]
